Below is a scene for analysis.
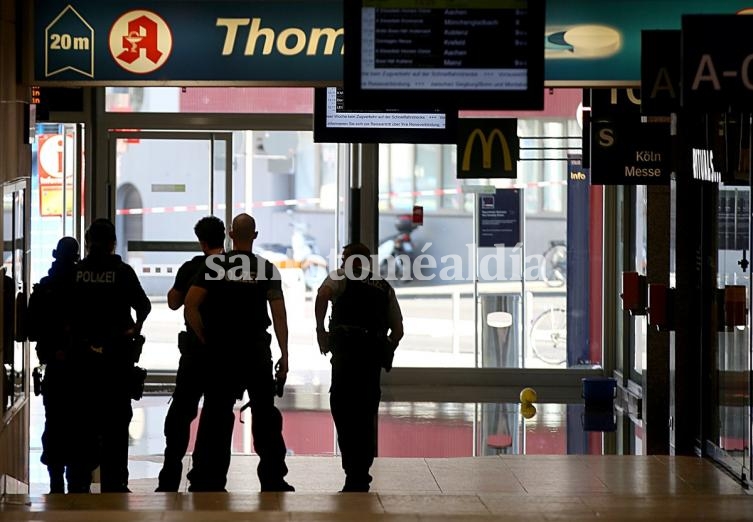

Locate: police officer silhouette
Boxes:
[315,242,404,492]
[156,216,225,492]
[27,237,80,493]
[67,218,151,493]
[184,213,293,492]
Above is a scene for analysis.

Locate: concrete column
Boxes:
[0,0,30,184]
[671,178,715,455]
[90,87,110,220]
[644,185,670,454]
[359,143,379,253]
[0,0,31,491]
[602,186,620,377]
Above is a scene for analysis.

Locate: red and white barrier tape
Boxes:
[116,198,321,215]
[116,182,566,216]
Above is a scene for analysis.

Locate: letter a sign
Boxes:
[457,119,519,179]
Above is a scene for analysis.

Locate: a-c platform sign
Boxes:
[457,119,519,180]
[641,30,681,115]
[682,15,753,111]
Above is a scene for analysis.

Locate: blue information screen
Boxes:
[478,189,520,248]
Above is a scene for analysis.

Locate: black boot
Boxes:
[156,463,181,492]
[48,466,65,494]
[260,480,295,492]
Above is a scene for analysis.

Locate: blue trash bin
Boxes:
[581,377,617,410]
[581,410,617,432]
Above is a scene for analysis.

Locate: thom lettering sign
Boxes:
[216,18,342,56]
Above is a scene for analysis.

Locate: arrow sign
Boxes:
[45,5,94,79]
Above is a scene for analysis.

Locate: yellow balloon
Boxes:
[521,403,537,419]
[519,387,538,404]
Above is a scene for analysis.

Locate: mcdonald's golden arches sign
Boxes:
[457,119,519,179]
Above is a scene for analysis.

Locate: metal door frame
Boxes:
[1,176,31,419]
[106,131,233,230]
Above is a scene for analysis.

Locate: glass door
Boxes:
[2,177,31,417]
[109,131,232,373]
[31,123,85,286]
[714,186,750,481]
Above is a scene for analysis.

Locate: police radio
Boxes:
[130,366,148,400]
[32,365,45,396]
[274,361,285,398]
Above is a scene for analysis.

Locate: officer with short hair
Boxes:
[27,236,80,493]
[315,242,404,492]
[184,212,293,492]
[68,218,151,493]
[156,216,225,492]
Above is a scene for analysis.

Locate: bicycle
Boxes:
[542,240,567,287]
[529,307,567,365]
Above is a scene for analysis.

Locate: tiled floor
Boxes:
[2,455,752,521]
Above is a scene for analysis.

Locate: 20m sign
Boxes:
[45,5,94,78]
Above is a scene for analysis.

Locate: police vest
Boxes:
[72,254,147,345]
[201,252,276,342]
[28,265,77,359]
[330,273,390,335]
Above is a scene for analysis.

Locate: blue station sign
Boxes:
[34,0,343,85]
[34,0,753,86]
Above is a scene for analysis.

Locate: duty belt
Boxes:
[331,325,373,336]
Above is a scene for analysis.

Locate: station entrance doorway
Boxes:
[100,120,348,391]
[108,131,233,378]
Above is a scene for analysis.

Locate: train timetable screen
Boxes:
[313,87,457,144]
[344,0,544,110]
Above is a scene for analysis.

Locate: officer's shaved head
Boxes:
[343,242,371,259]
[230,213,257,243]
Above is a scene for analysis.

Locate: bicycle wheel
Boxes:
[543,245,567,287]
[530,308,567,365]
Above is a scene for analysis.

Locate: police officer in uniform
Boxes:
[184,213,293,492]
[27,237,80,493]
[68,218,151,493]
[315,242,404,492]
[156,216,225,492]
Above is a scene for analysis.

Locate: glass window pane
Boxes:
[115,137,216,373]
[106,87,313,114]
[389,144,415,211]
[415,144,440,212]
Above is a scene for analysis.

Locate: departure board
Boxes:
[344,0,544,111]
[313,87,458,144]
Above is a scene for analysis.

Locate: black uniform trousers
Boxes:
[187,344,288,492]
[157,350,204,491]
[330,334,383,492]
[40,359,73,492]
[67,351,133,493]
